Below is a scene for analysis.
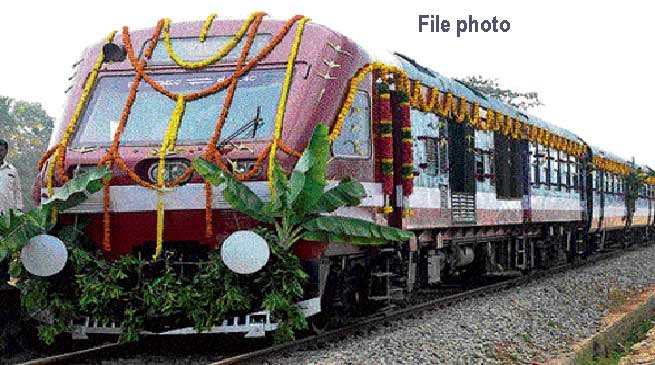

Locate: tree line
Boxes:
[0,96,54,210]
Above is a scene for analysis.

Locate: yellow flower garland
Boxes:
[405,78,586,158]
[593,155,630,175]
[199,13,217,42]
[46,30,117,222]
[329,62,410,142]
[268,16,310,195]
[154,95,186,259]
[164,12,263,69]
[46,150,59,223]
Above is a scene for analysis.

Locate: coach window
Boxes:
[562,152,571,191]
[530,142,539,186]
[422,137,439,176]
[549,149,559,190]
[570,156,578,191]
[333,90,371,158]
[438,136,449,175]
[537,145,550,189]
[475,154,484,179]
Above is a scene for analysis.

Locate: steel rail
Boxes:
[210,244,647,365]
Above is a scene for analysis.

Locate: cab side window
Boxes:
[333,90,371,158]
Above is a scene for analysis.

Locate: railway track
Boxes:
[15,243,649,365]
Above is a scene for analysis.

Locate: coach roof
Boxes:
[392,53,581,143]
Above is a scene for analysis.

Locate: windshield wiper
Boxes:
[216,106,263,151]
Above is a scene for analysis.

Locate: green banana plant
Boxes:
[193,124,413,251]
[0,167,111,274]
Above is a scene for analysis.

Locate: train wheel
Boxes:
[309,270,339,334]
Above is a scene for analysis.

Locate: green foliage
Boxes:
[302,216,414,244]
[18,125,413,346]
[310,178,366,214]
[624,167,655,225]
[194,124,414,341]
[0,95,55,210]
[455,76,543,111]
[19,229,304,344]
[194,158,273,223]
[193,124,413,250]
[0,167,111,264]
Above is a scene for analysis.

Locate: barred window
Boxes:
[423,137,438,176]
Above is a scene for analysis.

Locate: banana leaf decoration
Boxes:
[194,124,414,250]
[0,167,111,265]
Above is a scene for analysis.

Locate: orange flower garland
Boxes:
[39,14,307,255]
[405,79,587,158]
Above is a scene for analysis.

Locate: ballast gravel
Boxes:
[249,244,655,365]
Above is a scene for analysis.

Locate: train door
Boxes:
[448,119,476,224]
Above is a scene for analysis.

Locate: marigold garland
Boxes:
[37,145,57,171]
[199,13,217,42]
[46,150,59,224]
[205,182,213,239]
[268,17,310,195]
[51,31,117,185]
[102,177,111,252]
[97,21,164,253]
[164,12,263,69]
[378,82,394,213]
[398,90,414,217]
[404,79,587,158]
[153,95,186,259]
[329,62,409,142]
[45,12,605,253]
[593,155,630,175]
[129,15,303,103]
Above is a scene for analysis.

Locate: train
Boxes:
[34,12,655,338]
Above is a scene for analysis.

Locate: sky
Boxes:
[0,0,653,165]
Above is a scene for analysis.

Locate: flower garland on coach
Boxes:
[593,155,631,176]
[268,17,310,196]
[44,12,628,256]
[405,80,587,159]
[42,14,309,256]
[163,12,261,69]
[199,13,217,42]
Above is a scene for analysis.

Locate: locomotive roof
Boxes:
[392,54,582,142]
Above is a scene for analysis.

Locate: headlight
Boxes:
[21,235,68,277]
[221,231,270,275]
[147,159,192,185]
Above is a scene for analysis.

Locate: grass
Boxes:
[578,319,654,365]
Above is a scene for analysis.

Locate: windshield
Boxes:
[72,68,286,147]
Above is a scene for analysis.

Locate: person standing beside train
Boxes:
[0,139,23,214]
[0,138,23,285]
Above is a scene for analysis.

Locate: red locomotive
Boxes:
[34,12,655,337]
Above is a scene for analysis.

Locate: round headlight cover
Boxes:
[221,230,270,274]
[147,159,191,184]
[20,235,68,277]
